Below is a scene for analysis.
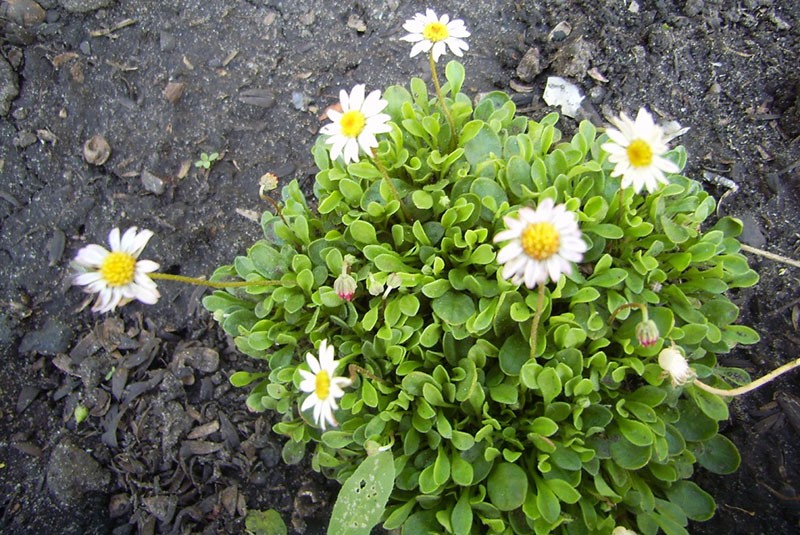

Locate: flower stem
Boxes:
[150,272,282,288]
[260,193,288,226]
[740,244,800,269]
[348,364,391,386]
[609,302,647,323]
[529,283,546,359]
[693,356,800,397]
[371,151,411,223]
[428,52,457,152]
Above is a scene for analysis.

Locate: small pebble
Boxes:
[141,169,165,195]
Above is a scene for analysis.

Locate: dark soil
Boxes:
[1,0,799,533]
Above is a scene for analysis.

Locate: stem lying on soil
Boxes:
[694,355,800,396]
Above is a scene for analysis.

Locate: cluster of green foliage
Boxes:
[204,61,758,534]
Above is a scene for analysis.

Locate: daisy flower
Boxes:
[320,84,392,165]
[494,198,587,288]
[72,227,160,313]
[601,108,684,194]
[658,347,696,387]
[299,340,352,430]
[400,9,470,63]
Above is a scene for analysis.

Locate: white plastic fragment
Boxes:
[542,77,584,119]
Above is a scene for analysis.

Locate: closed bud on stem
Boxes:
[635,319,659,347]
[334,272,357,301]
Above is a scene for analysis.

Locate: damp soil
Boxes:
[1,1,800,534]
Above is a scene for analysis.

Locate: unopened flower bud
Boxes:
[635,319,659,347]
[658,347,696,387]
[334,272,357,301]
[612,528,638,535]
[367,274,384,296]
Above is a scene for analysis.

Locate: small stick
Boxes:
[90,19,138,38]
[740,244,800,269]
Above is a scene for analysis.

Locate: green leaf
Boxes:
[451,490,473,535]
[499,332,529,376]
[617,418,654,447]
[666,481,715,521]
[445,61,466,96]
[487,462,528,511]
[695,434,740,474]
[432,291,476,325]
[588,268,627,288]
[349,220,377,244]
[687,386,729,421]
[327,450,395,535]
[245,509,287,535]
[538,367,562,404]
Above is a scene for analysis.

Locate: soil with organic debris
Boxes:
[1,0,799,533]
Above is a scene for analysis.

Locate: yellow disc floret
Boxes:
[340,110,366,138]
[315,370,331,400]
[626,139,654,168]
[521,222,560,261]
[99,252,137,287]
[423,21,449,42]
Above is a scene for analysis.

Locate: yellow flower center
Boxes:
[521,222,560,261]
[626,139,653,167]
[423,21,449,42]
[100,252,136,287]
[340,110,366,138]
[315,370,331,400]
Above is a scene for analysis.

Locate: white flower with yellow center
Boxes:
[320,84,392,165]
[299,340,352,430]
[601,108,683,194]
[72,227,160,313]
[658,347,696,387]
[494,198,587,288]
[400,9,470,63]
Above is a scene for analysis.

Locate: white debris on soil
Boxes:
[542,76,584,119]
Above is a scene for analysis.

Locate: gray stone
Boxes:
[141,169,165,195]
[738,213,767,249]
[19,318,73,355]
[58,0,113,13]
[0,55,19,116]
[46,438,110,507]
[1,0,46,27]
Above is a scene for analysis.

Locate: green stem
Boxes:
[429,51,457,152]
[150,272,282,289]
[529,283,546,360]
[694,356,800,397]
[609,302,648,324]
[371,151,411,223]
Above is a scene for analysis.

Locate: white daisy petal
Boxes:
[602,107,685,194]
[400,11,470,63]
[298,340,352,430]
[72,226,161,313]
[494,199,586,288]
[321,85,392,164]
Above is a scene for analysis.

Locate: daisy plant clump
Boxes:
[202,10,775,535]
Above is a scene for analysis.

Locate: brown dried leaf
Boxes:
[180,440,224,457]
[187,420,220,440]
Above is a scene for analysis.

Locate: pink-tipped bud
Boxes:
[334,272,357,302]
[635,319,659,347]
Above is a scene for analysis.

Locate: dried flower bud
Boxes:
[635,319,659,347]
[658,347,696,387]
[334,272,357,302]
